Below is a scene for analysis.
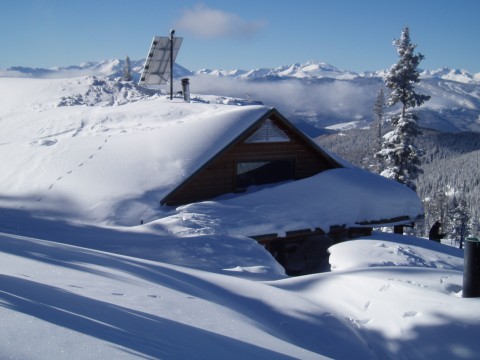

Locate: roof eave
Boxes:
[355,214,425,228]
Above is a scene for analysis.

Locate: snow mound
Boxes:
[57,76,159,106]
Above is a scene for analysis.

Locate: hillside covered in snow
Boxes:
[2,228,478,359]
[1,69,479,359]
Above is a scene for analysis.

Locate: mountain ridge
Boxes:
[2,58,480,84]
[2,59,480,134]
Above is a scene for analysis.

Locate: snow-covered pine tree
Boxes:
[376,27,430,190]
[468,212,480,239]
[449,185,470,248]
[123,56,132,81]
[371,88,385,174]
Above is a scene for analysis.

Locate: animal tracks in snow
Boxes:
[41,135,111,197]
[379,282,390,292]
[346,317,371,329]
[65,284,163,301]
[110,292,164,299]
[17,273,32,278]
[403,311,419,318]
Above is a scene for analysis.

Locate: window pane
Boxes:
[236,159,294,189]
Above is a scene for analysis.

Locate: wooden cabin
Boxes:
[156,106,423,275]
[161,108,342,206]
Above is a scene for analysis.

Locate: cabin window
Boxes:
[245,119,290,143]
[236,159,295,189]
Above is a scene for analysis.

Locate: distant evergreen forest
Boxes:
[316,128,480,244]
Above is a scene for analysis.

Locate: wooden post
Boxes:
[393,225,403,234]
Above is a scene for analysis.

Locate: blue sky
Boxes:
[1,0,479,72]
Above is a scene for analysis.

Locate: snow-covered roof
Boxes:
[150,168,424,237]
[0,77,269,225]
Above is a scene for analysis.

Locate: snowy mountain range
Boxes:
[2,59,480,134]
[5,58,479,83]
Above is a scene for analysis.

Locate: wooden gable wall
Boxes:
[161,109,341,206]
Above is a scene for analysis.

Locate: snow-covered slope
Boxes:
[422,67,480,84]
[1,230,478,359]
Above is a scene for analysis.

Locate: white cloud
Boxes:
[175,4,265,39]
[189,75,378,124]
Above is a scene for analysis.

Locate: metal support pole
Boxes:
[169,29,175,100]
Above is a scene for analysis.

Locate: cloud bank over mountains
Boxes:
[2,58,480,134]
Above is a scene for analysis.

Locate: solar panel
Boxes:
[139,35,183,87]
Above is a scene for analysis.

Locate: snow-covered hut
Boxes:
[148,103,423,272]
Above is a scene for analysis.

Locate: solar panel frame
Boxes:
[138,36,183,86]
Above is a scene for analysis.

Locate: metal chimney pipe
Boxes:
[181,78,190,102]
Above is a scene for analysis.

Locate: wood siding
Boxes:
[162,111,341,206]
